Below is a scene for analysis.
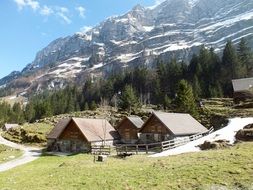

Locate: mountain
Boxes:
[1,0,253,97]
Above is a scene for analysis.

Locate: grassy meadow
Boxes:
[0,144,23,164]
[0,142,253,190]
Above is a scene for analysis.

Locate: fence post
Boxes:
[136,145,138,155]
[146,145,148,154]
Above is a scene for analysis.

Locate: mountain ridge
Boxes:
[1,0,253,96]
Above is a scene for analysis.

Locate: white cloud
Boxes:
[26,0,39,10]
[148,0,166,9]
[80,26,92,33]
[13,1,72,24]
[59,7,69,13]
[76,6,86,18]
[56,7,71,24]
[14,0,39,11]
[40,5,53,16]
[155,0,166,5]
[57,13,71,24]
[14,0,26,10]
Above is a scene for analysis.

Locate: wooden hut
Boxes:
[47,118,119,153]
[139,112,208,143]
[232,77,253,103]
[116,116,144,144]
[2,124,19,131]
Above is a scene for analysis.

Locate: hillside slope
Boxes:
[0,142,253,189]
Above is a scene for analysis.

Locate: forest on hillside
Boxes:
[0,38,253,125]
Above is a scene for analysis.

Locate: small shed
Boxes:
[116,116,144,144]
[2,124,19,131]
[232,77,253,103]
[47,118,119,153]
[139,112,208,143]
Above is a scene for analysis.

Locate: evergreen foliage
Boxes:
[175,80,198,117]
[0,38,252,124]
[118,85,140,114]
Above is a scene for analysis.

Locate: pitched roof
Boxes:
[47,118,119,142]
[47,118,71,139]
[141,112,208,136]
[232,77,253,92]
[126,116,144,129]
[4,124,19,130]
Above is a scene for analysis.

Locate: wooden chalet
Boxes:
[2,124,19,131]
[232,77,253,103]
[139,112,208,143]
[47,118,119,153]
[116,116,144,144]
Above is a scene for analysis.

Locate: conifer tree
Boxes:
[90,101,97,111]
[192,75,202,99]
[119,85,140,113]
[163,95,172,109]
[175,80,198,117]
[221,41,242,96]
[24,103,35,122]
[237,38,252,77]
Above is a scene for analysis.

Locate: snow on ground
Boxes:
[90,63,104,70]
[150,117,253,158]
[143,26,154,32]
[117,51,142,63]
[48,57,89,78]
[8,96,17,100]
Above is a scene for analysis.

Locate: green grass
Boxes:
[0,143,253,190]
[0,144,23,164]
[2,123,53,147]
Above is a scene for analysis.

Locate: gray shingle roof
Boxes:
[3,124,19,130]
[47,118,119,142]
[144,112,208,136]
[126,116,144,129]
[232,77,253,92]
[47,118,71,139]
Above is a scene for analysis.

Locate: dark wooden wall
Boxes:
[117,119,139,141]
[141,115,170,135]
[59,120,87,142]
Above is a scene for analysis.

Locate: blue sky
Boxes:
[0,0,160,79]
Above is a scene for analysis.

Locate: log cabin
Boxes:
[232,77,253,103]
[47,118,119,153]
[116,116,144,144]
[139,112,208,143]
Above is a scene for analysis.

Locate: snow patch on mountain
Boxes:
[1,0,253,94]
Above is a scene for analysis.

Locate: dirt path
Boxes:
[0,133,42,172]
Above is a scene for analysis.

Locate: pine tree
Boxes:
[12,102,25,124]
[24,103,35,122]
[163,95,172,110]
[84,102,89,110]
[221,41,242,96]
[175,80,198,117]
[223,40,245,78]
[192,75,202,99]
[237,38,252,77]
[119,85,140,114]
[90,101,97,111]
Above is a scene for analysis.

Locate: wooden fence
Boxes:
[116,127,214,155]
[116,142,162,155]
[91,145,111,155]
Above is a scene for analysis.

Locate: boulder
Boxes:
[199,140,231,150]
[235,127,253,142]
